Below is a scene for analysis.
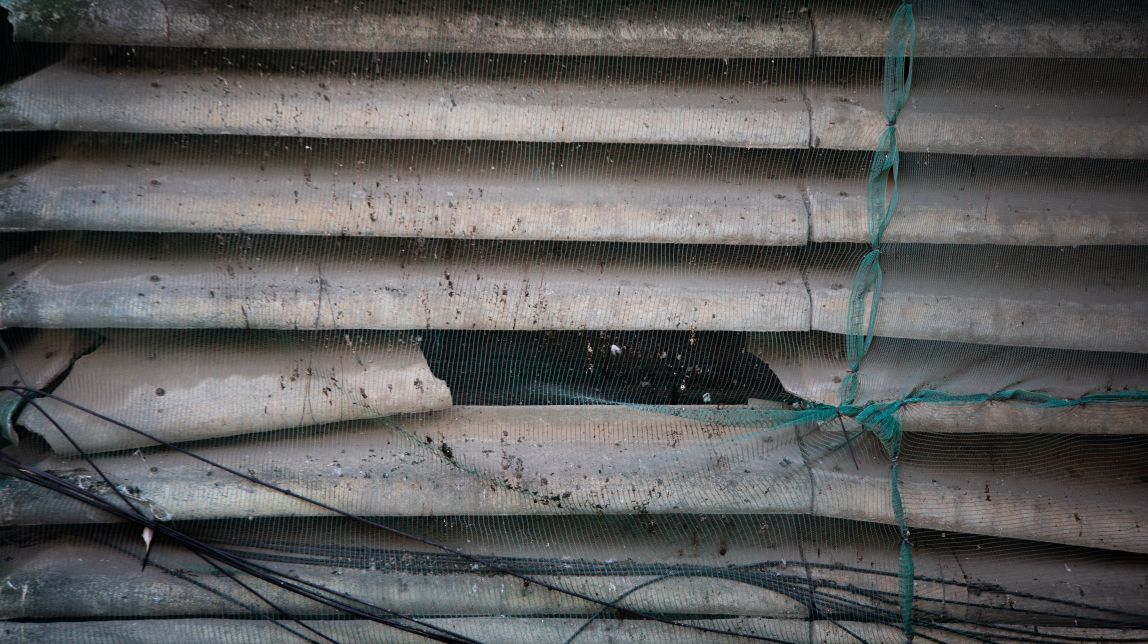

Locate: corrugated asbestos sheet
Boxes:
[1,1,1147,642]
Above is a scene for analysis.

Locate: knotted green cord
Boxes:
[837,3,916,640]
[824,386,1148,642]
[840,248,883,405]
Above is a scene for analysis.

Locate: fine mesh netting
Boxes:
[1,1,1147,642]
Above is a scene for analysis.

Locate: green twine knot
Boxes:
[884,5,916,123]
[841,399,914,640]
[840,249,883,405]
[867,127,901,246]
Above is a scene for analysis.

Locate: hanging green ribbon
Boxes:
[837,2,916,639]
[883,5,916,124]
[638,382,1148,642]
[905,387,1148,408]
[867,127,901,247]
[839,248,883,406]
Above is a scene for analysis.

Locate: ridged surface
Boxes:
[1,0,1146,637]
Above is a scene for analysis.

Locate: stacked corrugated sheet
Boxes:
[1,1,1146,642]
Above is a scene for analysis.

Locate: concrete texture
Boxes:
[0,0,814,58]
[748,333,1148,415]
[749,332,1148,434]
[3,515,1145,624]
[2,57,1145,158]
[0,329,98,391]
[0,139,808,245]
[3,407,1145,552]
[807,156,1148,246]
[16,330,451,455]
[4,0,1144,58]
[8,619,1147,644]
[5,139,1146,246]
[810,59,1148,159]
[0,235,810,332]
[807,245,1148,354]
[0,58,810,148]
[813,0,1148,58]
[4,236,1145,354]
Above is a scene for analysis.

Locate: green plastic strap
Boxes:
[840,248,883,405]
[907,388,1148,408]
[636,385,1147,639]
[867,127,901,246]
[638,386,1148,639]
[883,5,916,124]
[630,387,1148,433]
[841,1,913,407]
[891,460,914,637]
[839,2,917,639]
[840,384,1148,640]
[0,391,23,448]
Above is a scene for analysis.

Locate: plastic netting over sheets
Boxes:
[1,1,1147,643]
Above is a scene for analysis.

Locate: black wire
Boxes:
[0,384,474,644]
[182,547,338,644]
[827,576,1148,634]
[563,573,791,644]
[0,456,476,644]
[0,384,785,642]
[0,457,331,644]
[92,535,326,644]
[800,561,1148,622]
[13,452,1142,644]
[716,557,1146,625]
[5,384,1146,642]
[2,389,342,644]
[219,540,1145,625]
[830,580,1148,643]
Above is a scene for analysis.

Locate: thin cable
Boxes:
[0,456,474,644]
[0,388,473,644]
[0,384,783,642]
[92,535,325,644]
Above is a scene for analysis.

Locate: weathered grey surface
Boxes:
[0,60,809,148]
[3,58,1144,158]
[9,619,1148,644]
[807,156,1148,246]
[7,139,1147,246]
[749,333,1148,413]
[3,406,1145,552]
[6,59,1138,158]
[0,539,805,623]
[808,246,1148,354]
[0,140,808,245]
[0,619,849,644]
[811,60,1148,159]
[6,617,1103,644]
[749,333,1148,433]
[0,329,98,391]
[0,330,100,447]
[4,0,1145,58]
[0,0,814,58]
[891,402,1148,435]
[4,236,1144,352]
[0,235,810,332]
[4,516,1144,624]
[813,0,1148,58]
[17,330,451,455]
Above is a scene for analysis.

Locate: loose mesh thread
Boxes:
[547,6,1148,636]
[835,4,917,639]
[830,5,1148,642]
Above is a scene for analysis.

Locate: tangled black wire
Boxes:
[2,379,1147,644]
